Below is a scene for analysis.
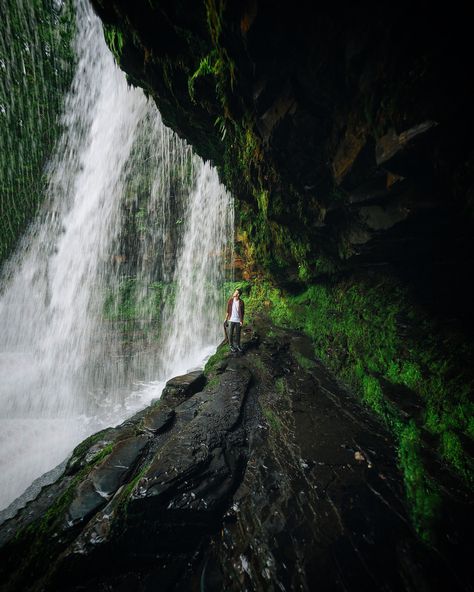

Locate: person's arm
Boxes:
[225,298,230,322]
[240,300,244,325]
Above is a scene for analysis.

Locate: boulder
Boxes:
[160,370,206,407]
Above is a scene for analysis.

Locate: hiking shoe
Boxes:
[236,346,244,353]
[230,346,237,353]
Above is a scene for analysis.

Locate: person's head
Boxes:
[233,288,242,299]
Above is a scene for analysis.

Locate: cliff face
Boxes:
[90,1,474,303]
[89,0,474,546]
[0,6,473,585]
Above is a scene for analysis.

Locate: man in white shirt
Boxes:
[224,288,245,353]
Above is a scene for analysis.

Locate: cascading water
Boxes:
[0,0,233,511]
[159,162,235,379]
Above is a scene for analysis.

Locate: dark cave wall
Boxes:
[90,1,474,298]
[90,0,474,541]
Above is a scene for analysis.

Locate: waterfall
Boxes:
[0,0,233,511]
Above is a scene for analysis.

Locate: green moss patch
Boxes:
[3,439,116,591]
[262,407,282,432]
[238,275,473,542]
[204,341,228,375]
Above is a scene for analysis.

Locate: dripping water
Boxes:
[0,0,233,511]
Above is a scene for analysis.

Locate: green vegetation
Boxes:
[5,435,116,590]
[294,351,315,371]
[66,429,111,471]
[101,277,178,347]
[232,198,332,281]
[206,375,221,389]
[103,24,124,63]
[32,439,115,536]
[398,421,441,541]
[114,461,151,517]
[103,277,175,323]
[0,0,75,264]
[262,406,282,432]
[275,377,286,396]
[250,355,265,373]
[204,341,227,375]
[237,275,473,542]
[188,49,221,103]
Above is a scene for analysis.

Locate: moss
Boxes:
[275,377,286,396]
[114,461,152,518]
[233,196,333,284]
[68,431,108,463]
[204,341,228,375]
[441,431,470,480]
[103,24,124,63]
[89,442,115,465]
[206,375,220,389]
[35,442,114,534]
[5,439,116,591]
[187,49,220,103]
[239,275,473,542]
[262,407,282,432]
[294,351,316,371]
[361,375,385,416]
[398,421,441,543]
[298,262,311,282]
[256,190,269,219]
[387,360,422,390]
[103,277,176,325]
[314,255,338,275]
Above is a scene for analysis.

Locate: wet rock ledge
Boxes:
[0,320,471,592]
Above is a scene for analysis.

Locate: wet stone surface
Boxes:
[66,435,149,526]
[160,370,206,408]
[0,324,471,592]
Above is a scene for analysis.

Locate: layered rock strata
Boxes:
[0,321,470,591]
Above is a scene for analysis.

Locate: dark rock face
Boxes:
[66,435,149,526]
[85,4,473,535]
[159,369,206,407]
[90,1,474,320]
[0,323,471,591]
[140,367,250,506]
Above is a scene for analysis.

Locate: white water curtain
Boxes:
[0,0,233,510]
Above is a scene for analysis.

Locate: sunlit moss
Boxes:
[441,430,470,480]
[398,421,441,542]
[204,341,228,375]
[361,374,385,415]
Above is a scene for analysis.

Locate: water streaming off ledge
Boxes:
[0,0,234,510]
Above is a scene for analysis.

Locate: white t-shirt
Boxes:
[230,298,241,322]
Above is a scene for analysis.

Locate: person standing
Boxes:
[225,288,245,353]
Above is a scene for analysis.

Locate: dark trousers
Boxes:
[228,321,241,348]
